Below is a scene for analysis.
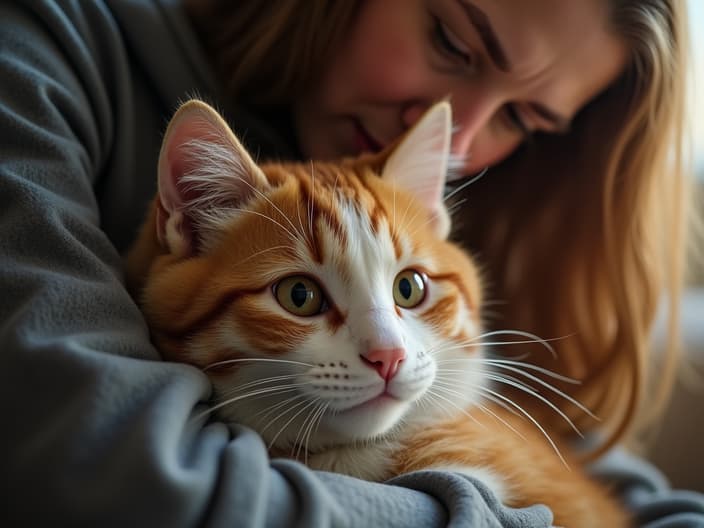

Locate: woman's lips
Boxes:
[352,119,384,154]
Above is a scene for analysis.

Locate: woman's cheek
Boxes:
[350,35,430,100]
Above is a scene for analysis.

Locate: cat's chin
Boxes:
[319,394,410,441]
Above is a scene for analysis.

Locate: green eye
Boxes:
[393,270,427,308]
[275,276,326,316]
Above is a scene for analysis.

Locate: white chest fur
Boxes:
[306,441,398,481]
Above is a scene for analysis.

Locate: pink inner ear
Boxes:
[159,118,211,214]
[156,114,217,255]
[155,100,268,255]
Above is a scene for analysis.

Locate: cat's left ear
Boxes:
[156,99,269,257]
[381,101,453,239]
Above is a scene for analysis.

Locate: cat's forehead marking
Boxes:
[276,162,405,266]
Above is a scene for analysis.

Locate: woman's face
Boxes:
[292,0,627,174]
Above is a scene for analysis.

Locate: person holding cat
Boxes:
[1,0,702,527]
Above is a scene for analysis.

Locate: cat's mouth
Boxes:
[352,119,384,154]
[343,390,402,413]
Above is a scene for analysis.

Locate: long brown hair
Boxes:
[185,0,692,457]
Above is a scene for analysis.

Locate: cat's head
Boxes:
[136,99,486,451]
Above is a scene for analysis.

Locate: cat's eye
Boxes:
[393,270,427,309]
[275,275,326,317]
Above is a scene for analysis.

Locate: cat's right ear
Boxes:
[381,101,453,239]
[156,100,268,257]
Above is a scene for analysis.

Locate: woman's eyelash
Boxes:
[505,104,531,137]
[432,16,472,66]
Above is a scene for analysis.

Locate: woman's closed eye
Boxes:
[430,15,475,70]
[504,103,531,138]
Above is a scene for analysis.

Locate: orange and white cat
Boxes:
[126,100,629,527]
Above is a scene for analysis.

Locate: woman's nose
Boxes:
[401,97,497,157]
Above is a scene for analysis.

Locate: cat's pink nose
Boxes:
[361,348,406,381]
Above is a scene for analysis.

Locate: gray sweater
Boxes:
[1,1,702,527]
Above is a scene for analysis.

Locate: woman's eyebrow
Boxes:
[457,1,511,72]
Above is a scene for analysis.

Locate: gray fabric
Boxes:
[0,1,701,527]
[590,449,704,527]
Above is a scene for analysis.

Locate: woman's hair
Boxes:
[185,1,359,105]
[456,0,691,458]
[186,0,692,457]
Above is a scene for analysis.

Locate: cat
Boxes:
[125,99,629,527]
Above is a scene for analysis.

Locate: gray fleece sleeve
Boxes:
[0,1,556,527]
[590,449,704,527]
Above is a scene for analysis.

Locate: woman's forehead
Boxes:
[463,0,626,116]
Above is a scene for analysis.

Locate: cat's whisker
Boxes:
[425,329,567,359]
[422,388,485,428]
[430,377,527,441]
[295,179,313,253]
[483,362,597,419]
[215,382,307,405]
[269,397,321,453]
[482,373,585,437]
[403,181,450,236]
[426,338,541,359]
[392,179,397,239]
[226,208,302,246]
[202,357,315,372]
[300,401,328,464]
[218,372,302,391]
[436,367,542,399]
[253,393,309,432]
[229,173,306,243]
[434,361,593,428]
[395,189,417,234]
[470,388,524,419]
[480,330,565,357]
[191,384,306,423]
[408,207,443,237]
[288,398,324,459]
[235,245,296,266]
[446,198,468,218]
[331,171,341,198]
[407,179,477,237]
[442,167,488,203]
[472,384,570,469]
[216,375,303,401]
[259,395,313,437]
[475,329,571,355]
[422,390,464,421]
[436,357,580,384]
[429,335,563,360]
[308,162,316,246]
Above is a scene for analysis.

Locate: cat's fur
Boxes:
[126,100,629,527]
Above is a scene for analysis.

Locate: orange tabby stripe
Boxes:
[159,287,267,340]
[421,294,460,335]
[231,302,315,355]
[356,171,404,259]
[425,271,478,315]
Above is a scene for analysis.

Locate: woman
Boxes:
[188,0,693,453]
[0,0,699,526]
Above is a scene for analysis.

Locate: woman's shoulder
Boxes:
[1,0,215,103]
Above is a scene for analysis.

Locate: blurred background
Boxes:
[689,1,704,178]
[644,0,704,493]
